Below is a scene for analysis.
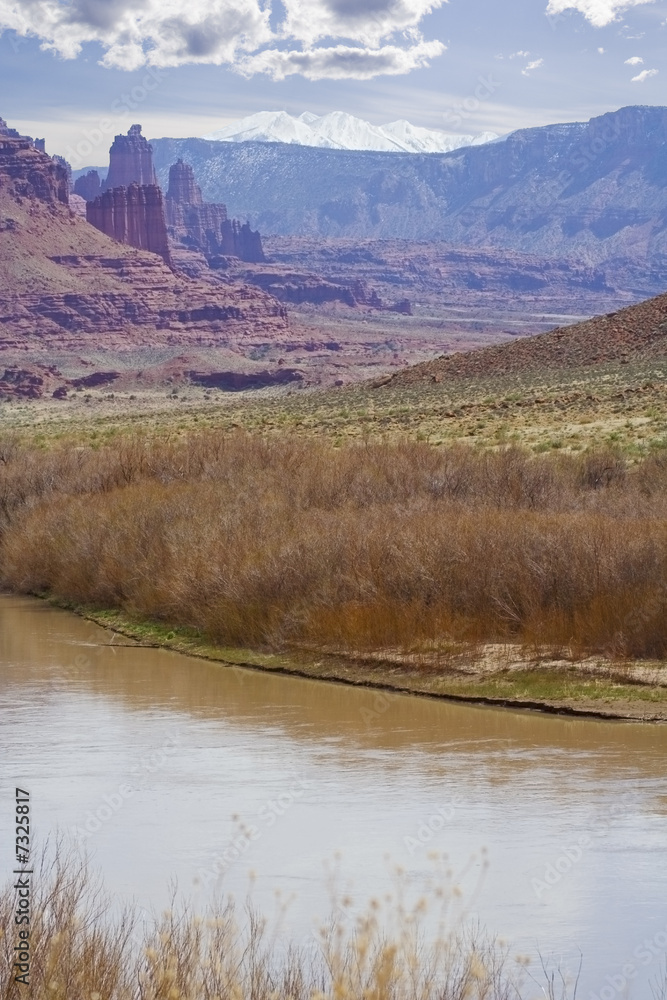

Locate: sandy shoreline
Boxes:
[58,602,667,723]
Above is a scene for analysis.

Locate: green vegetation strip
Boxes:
[54,601,667,723]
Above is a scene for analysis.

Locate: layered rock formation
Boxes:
[188,368,303,390]
[234,267,409,311]
[165,159,228,255]
[74,169,102,201]
[0,118,69,205]
[219,219,265,263]
[0,113,288,350]
[85,126,171,264]
[93,136,266,266]
[0,364,62,399]
[103,124,157,189]
[167,159,203,206]
[86,183,172,265]
[165,158,265,263]
[68,193,87,218]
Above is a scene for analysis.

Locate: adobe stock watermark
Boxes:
[64,66,168,170]
[360,688,401,728]
[545,8,568,31]
[196,774,311,887]
[531,791,636,900]
[5,29,29,56]
[589,922,667,1000]
[71,734,179,843]
[456,83,624,232]
[404,797,464,856]
[512,113,623,227]
[442,73,501,131]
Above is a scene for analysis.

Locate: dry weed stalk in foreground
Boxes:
[2,432,667,657]
[0,845,577,1000]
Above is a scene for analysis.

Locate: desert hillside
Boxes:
[387,287,667,386]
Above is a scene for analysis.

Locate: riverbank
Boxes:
[62,601,667,722]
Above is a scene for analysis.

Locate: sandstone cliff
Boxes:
[0,118,69,205]
[165,159,228,256]
[103,124,157,189]
[0,115,288,349]
[219,219,265,263]
[86,183,172,265]
[74,169,101,201]
[165,158,265,263]
[167,159,203,206]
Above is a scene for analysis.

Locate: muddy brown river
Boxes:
[1,595,666,997]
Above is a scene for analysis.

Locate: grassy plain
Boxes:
[3,356,667,458]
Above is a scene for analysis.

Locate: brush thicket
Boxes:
[2,432,667,657]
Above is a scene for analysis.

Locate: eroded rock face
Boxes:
[167,159,203,207]
[0,364,64,399]
[68,193,87,218]
[231,265,410,312]
[220,219,265,263]
[166,159,227,256]
[86,184,172,265]
[187,368,303,390]
[0,123,69,205]
[0,254,288,346]
[165,157,265,263]
[74,170,102,201]
[0,114,289,349]
[103,125,157,189]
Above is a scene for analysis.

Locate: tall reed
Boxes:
[0,845,570,1000]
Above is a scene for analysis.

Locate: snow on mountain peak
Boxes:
[202,111,498,154]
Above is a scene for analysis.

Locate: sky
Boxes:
[0,0,666,165]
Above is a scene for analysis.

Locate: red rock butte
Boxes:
[167,159,204,207]
[165,157,265,263]
[165,158,227,258]
[103,124,157,190]
[87,183,172,265]
[0,114,288,350]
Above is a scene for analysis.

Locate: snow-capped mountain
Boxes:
[202,110,497,154]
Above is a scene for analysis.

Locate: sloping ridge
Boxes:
[388,289,667,387]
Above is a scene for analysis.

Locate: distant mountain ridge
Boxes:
[202,110,497,154]
[150,106,667,286]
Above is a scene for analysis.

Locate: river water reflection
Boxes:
[1,595,666,996]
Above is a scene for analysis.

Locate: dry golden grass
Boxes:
[2,431,667,659]
[0,846,573,1000]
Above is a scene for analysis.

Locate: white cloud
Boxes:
[0,0,274,69]
[279,0,447,49]
[509,49,530,58]
[597,46,605,52]
[242,40,446,81]
[631,66,658,80]
[522,58,544,75]
[545,0,658,28]
[624,55,643,63]
[0,0,447,76]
